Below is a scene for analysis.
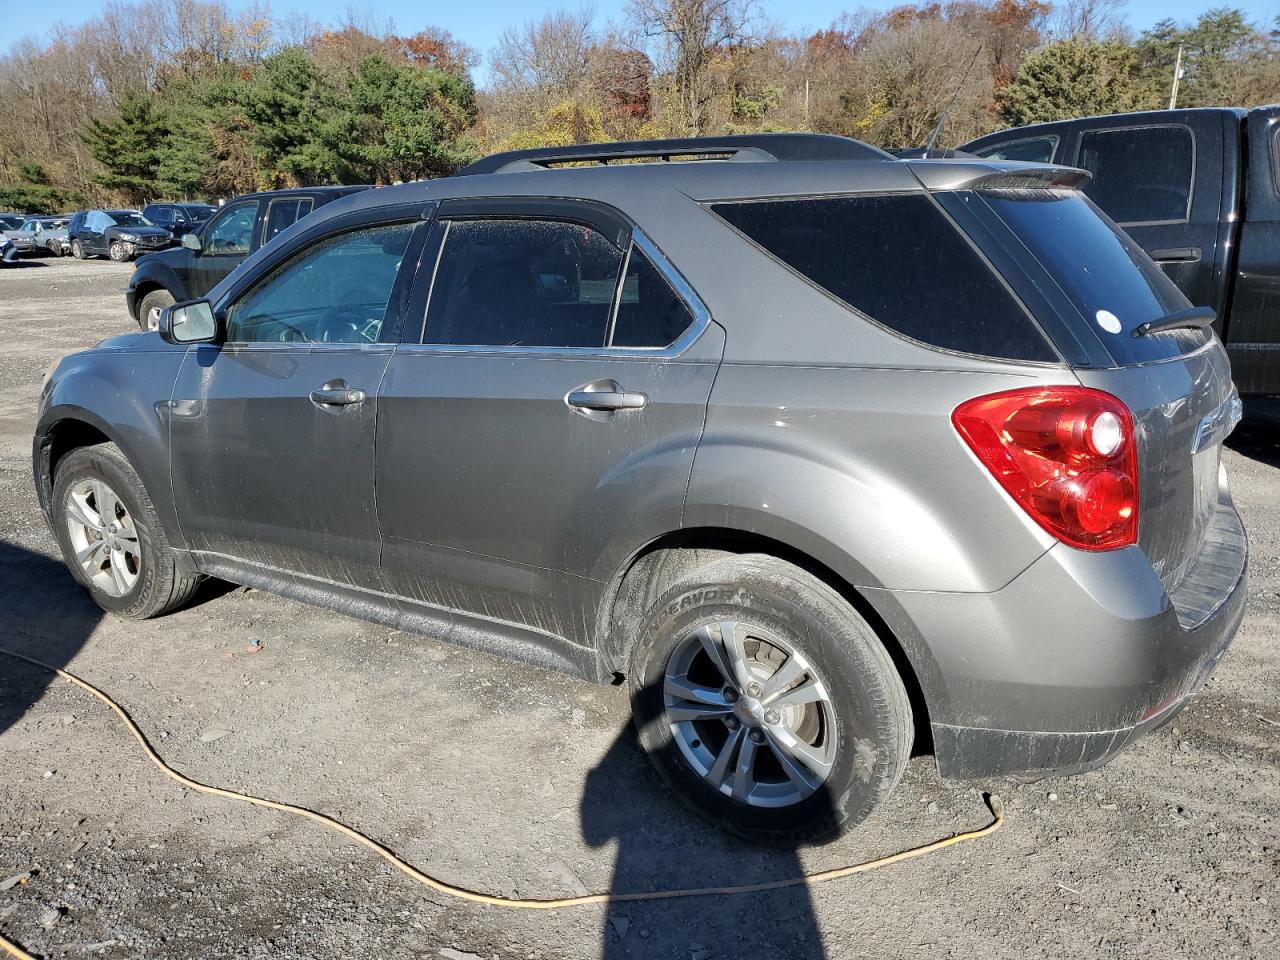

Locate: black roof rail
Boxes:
[456,133,893,176]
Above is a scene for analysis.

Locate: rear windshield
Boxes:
[982,191,1206,364]
[710,194,1055,362]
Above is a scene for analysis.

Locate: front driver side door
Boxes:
[170,217,428,588]
[193,201,259,296]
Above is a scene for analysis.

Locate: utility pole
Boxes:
[1169,43,1184,110]
[804,78,811,130]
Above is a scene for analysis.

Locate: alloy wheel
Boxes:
[663,619,837,808]
[64,478,141,597]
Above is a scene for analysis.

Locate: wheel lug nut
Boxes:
[765,709,780,725]
[747,682,763,697]
[722,688,737,703]
[725,716,739,730]
[749,729,765,743]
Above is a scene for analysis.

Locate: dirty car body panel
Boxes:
[35,135,1247,789]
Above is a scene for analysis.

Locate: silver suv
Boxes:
[34,135,1247,843]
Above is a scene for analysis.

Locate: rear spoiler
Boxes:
[907,160,1091,193]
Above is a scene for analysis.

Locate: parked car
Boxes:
[68,209,173,262]
[8,216,71,256]
[126,186,370,329]
[142,202,218,238]
[0,213,26,231]
[36,135,1246,842]
[964,105,1280,395]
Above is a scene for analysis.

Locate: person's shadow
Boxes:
[0,540,104,739]
[581,678,831,960]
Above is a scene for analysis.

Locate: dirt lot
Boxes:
[0,256,1277,959]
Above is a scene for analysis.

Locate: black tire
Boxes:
[51,443,202,619]
[628,554,912,844]
[137,288,175,331]
[71,239,86,259]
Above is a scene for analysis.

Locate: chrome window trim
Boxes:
[413,224,710,358]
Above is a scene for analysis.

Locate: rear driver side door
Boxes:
[376,199,724,657]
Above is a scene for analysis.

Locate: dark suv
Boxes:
[142,202,218,238]
[68,209,173,261]
[35,135,1247,842]
[126,186,369,329]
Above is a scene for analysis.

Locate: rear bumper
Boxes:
[868,499,1248,780]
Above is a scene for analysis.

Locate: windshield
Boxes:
[109,211,153,228]
[0,216,22,229]
[982,191,1205,364]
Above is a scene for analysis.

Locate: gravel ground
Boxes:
[0,256,1277,960]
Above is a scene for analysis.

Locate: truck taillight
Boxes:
[952,387,1138,550]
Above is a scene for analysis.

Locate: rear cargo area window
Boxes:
[710,194,1055,362]
[1078,126,1193,225]
[984,191,1205,363]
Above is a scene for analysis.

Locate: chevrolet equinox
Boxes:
[34,134,1248,843]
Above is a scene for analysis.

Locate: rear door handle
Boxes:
[1150,247,1201,263]
[310,381,366,406]
[566,379,648,412]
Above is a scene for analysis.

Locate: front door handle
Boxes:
[310,380,366,407]
[566,379,648,412]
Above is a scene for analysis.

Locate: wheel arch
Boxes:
[595,526,940,753]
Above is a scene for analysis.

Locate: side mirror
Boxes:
[181,232,202,251]
[159,299,219,345]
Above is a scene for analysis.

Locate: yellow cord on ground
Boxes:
[0,646,1003,958]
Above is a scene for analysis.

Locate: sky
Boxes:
[5,0,1276,86]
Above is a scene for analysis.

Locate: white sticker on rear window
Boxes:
[1096,309,1121,334]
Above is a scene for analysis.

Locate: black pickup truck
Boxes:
[126,185,369,330]
[965,106,1280,395]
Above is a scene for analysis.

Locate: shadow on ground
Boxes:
[1227,397,1280,469]
[0,541,102,739]
[581,680,831,960]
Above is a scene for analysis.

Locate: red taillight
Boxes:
[952,387,1138,550]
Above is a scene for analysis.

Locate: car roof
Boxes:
[965,106,1250,144]
[230,185,371,202]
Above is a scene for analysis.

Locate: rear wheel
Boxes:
[52,443,201,619]
[628,554,913,844]
[138,288,175,331]
[70,239,86,259]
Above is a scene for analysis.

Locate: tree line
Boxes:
[1,0,1277,213]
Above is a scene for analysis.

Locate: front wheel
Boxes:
[52,443,202,619]
[629,554,913,844]
[137,288,175,331]
[108,240,131,262]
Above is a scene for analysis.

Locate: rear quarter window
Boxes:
[709,194,1056,362]
[974,135,1059,163]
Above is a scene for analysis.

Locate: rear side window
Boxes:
[263,197,315,245]
[983,191,1203,363]
[1077,126,1194,225]
[710,194,1055,362]
[425,219,623,348]
[974,135,1058,163]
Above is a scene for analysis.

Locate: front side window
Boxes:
[149,207,173,224]
[1078,126,1194,224]
[205,203,256,255]
[975,135,1058,164]
[263,198,315,245]
[86,211,115,232]
[711,194,1055,362]
[425,219,624,348]
[225,222,415,345]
